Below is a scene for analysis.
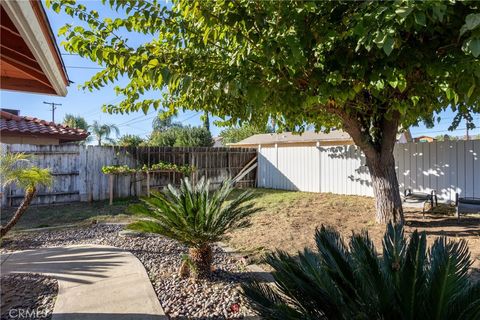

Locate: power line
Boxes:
[43,101,62,123]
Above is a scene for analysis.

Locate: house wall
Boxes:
[0,135,59,145]
[258,140,480,202]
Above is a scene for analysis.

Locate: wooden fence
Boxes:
[1,144,257,207]
[258,140,480,202]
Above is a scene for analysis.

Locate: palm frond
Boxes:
[398,229,428,319]
[244,223,480,319]
[127,177,259,247]
[426,237,472,320]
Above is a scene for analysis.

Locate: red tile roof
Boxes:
[0,111,89,142]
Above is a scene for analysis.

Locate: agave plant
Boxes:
[128,177,260,278]
[243,223,480,319]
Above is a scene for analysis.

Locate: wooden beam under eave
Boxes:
[0,76,56,94]
[1,54,53,89]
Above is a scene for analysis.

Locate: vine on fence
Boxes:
[102,162,195,175]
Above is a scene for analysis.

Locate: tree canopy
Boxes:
[49,0,480,223]
[63,114,89,131]
[117,134,144,147]
[220,124,273,144]
[50,0,479,131]
[146,126,213,147]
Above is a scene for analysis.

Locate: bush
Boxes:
[243,223,480,319]
[128,178,260,278]
[145,126,213,147]
[174,126,213,147]
[117,134,144,147]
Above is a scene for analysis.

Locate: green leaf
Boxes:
[149,59,159,68]
[467,82,475,98]
[388,78,398,89]
[469,39,480,58]
[398,78,407,93]
[383,36,395,56]
[414,12,426,27]
[58,25,69,36]
[465,13,480,31]
[395,7,413,19]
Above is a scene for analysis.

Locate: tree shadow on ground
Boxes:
[1,246,127,285]
[405,214,480,238]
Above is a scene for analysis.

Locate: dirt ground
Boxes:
[227,189,480,278]
[0,199,136,230]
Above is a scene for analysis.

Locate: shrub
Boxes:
[128,178,260,278]
[243,223,480,319]
[117,134,144,147]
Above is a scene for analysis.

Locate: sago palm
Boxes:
[0,150,52,237]
[243,223,480,320]
[128,177,260,278]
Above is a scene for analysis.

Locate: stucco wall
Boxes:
[0,135,59,145]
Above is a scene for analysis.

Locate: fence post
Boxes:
[109,174,114,205]
[146,171,150,197]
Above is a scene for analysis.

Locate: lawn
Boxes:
[0,199,136,230]
[2,188,479,278]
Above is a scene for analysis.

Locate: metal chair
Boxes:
[403,189,438,219]
[455,193,480,219]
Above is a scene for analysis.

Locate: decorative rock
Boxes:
[1,225,257,319]
[0,273,58,320]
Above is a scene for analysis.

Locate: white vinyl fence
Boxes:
[257,140,480,202]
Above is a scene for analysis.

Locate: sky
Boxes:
[0,1,479,141]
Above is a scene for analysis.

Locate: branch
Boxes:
[320,101,377,158]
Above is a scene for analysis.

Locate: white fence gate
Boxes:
[257,140,480,202]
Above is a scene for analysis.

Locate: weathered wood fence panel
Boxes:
[258,140,480,202]
[1,145,257,207]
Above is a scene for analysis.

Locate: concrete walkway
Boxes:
[1,245,166,320]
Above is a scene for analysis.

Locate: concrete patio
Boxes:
[1,244,166,320]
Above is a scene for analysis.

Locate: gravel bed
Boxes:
[1,225,257,319]
[1,273,58,320]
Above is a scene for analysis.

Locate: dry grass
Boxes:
[227,189,480,278]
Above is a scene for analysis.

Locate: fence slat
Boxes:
[1,144,257,207]
[258,141,480,202]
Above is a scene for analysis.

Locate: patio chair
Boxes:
[403,188,438,219]
[455,193,480,219]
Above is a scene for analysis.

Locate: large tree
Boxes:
[49,0,480,223]
[220,124,273,144]
[63,114,89,130]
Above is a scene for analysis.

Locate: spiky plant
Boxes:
[0,150,52,237]
[128,177,261,278]
[243,223,480,319]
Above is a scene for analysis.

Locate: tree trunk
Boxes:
[188,244,213,279]
[365,152,404,224]
[0,187,36,238]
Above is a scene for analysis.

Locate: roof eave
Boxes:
[228,139,354,147]
[2,1,69,96]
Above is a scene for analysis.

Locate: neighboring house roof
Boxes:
[0,111,89,142]
[229,130,353,147]
[0,1,69,95]
[230,129,414,147]
[414,135,436,142]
